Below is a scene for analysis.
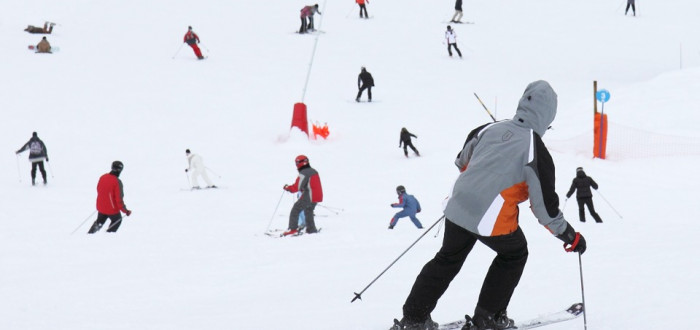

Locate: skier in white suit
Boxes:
[185,149,216,189]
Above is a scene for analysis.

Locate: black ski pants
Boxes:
[402,219,528,323]
[299,17,308,34]
[625,0,636,14]
[577,197,602,223]
[448,43,462,57]
[358,4,368,18]
[289,199,318,233]
[88,213,123,233]
[356,85,372,101]
[31,161,47,182]
[403,142,419,156]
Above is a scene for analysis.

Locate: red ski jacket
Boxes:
[96,173,128,215]
[285,166,323,203]
[184,31,200,45]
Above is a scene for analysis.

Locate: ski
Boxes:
[438,303,583,330]
[442,21,475,25]
[264,228,322,238]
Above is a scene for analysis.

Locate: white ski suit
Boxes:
[187,153,213,187]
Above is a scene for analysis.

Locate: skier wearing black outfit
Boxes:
[389,81,586,330]
[356,67,374,102]
[566,167,603,223]
[399,127,420,157]
[16,132,49,185]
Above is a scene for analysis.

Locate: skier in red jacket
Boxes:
[88,161,132,234]
[183,26,204,60]
[283,155,323,235]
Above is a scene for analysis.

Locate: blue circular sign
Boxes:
[596,89,611,103]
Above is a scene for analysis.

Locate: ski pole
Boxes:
[320,204,344,212]
[562,198,569,212]
[351,215,446,303]
[345,3,357,18]
[185,170,191,186]
[47,161,55,178]
[205,167,222,178]
[265,191,286,232]
[474,92,497,122]
[172,43,185,59]
[106,217,124,232]
[578,253,588,330]
[16,154,22,182]
[318,204,344,214]
[433,217,444,238]
[70,210,97,235]
[594,190,623,219]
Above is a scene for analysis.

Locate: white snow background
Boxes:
[1,0,700,329]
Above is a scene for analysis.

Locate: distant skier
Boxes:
[305,4,322,31]
[389,81,586,330]
[282,155,323,236]
[299,5,312,33]
[451,0,463,23]
[88,161,132,234]
[15,132,49,186]
[445,25,462,58]
[35,36,52,53]
[355,67,374,102]
[625,0,636,16]
[185,149,216,189]
[566,167,603,223]
[183,26,204,60]
[389,185,423,229]
[24,22,54,34]
[356,0,369,18]
[399,127,420,158]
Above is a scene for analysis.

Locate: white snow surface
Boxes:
[2,0,700,329]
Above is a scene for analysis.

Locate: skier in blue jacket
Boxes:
[389,185,423,229]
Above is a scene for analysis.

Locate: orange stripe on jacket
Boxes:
[490,182,529,236]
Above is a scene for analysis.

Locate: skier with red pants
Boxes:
[283,155,323,235]
[183,26,204,59]
[88,161,132,234]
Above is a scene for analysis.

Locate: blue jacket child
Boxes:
[389,185,423,229]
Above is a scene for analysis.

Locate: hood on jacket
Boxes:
[512,80,557,137]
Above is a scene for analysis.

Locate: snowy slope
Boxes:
[1,0,700,329]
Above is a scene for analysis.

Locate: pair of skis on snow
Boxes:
[435,303,584,330]
[264,228,322,238]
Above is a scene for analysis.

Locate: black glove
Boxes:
[46,157,49,162]
[556,223,586,254]
[185,169,188,172]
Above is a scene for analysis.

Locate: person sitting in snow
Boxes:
[25,22,55,34]
[35,36,52,53]
[389,185,423,229]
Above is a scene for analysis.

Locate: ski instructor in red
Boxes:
[282,155,323,236]
[183,26,204,60]
[389,81,587,330]
[88,161,132,234]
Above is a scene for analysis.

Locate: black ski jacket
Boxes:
[399,130,417,147]
[566,171,598,199]
[17,136,48,162]
[358,70,374,88]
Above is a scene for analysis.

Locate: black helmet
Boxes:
[111,161,124,172]
[396,185,406,194]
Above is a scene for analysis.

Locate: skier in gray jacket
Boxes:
[390,81,587,330]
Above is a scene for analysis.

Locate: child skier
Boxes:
[389,185,423,229]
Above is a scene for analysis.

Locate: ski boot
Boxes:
[494,310,514,329]
[389,316,438,330]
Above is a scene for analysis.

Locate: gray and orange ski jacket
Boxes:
[443,80,571,237]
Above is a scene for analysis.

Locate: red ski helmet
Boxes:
[295,155,309,169]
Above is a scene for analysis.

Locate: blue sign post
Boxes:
[595,89,610,159]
